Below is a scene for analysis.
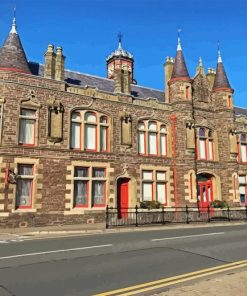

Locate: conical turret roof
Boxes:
[213,49,231,91]
[171,36,190,80]
[0,17,31,74]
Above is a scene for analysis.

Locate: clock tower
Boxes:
[106,34,135,84]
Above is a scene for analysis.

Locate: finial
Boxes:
[199,57,203,67]
[217,41,222,63]
[118,32,123,50]
[10,6,17,34]
[177,28,182,51]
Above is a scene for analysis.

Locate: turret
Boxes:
[168,33,191,102]
[0,15,31,74]
[212,46,234,109]
[106,34,136,84]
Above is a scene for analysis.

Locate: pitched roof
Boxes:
[213,50,231,91]
[29,62,165,101]
[0,19,31,74]
[234,106,247,117]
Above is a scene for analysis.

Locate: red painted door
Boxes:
[198,181,213,211]
[118,179,129,218]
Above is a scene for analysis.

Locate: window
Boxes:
[238,134,247,163]
[141,169,167,205]
[16,164,34,209]
[239,175,247,205]
[19,109,36,146]
[73,166,106,208]
[0,103,3,144]
[138,120,168,157]
[70,111,109,152]
[197,128,214,160]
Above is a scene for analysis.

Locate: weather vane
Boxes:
[118,32,123,44]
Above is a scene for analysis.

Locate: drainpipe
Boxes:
[170,114,178,208]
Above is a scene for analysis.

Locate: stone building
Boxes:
[0,17,247,227]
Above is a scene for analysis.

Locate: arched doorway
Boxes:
[117,178,130,218]
[197,173,213,209]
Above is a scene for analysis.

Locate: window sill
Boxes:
[64,207,106,215]
[11,209,37,213]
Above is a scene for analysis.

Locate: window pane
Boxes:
[239,175,246,184]
[157,183,166,204]
[74,167,88,177]
[100,116,107,124]
[138,122,145,130]
[92,181,105,205]
[148,122,157,131]
[208,140,213,160]
[199,139,206,159]
[156,172,166,181]
[18,164,33,176]
[239,185,246,194]
[100,126,107,151]
[16,179,32,207]
[138,131,145,154]
[72,112,81,121]
[241,134,246,142]
[93,168,105,178]
[199,128,205,137]
[241,144,247,162]
[85,112,96,122]
[160,134,167,156]
[71,122,81,149]
[85,125,96,150]
[148,132,157,154]
[142,171,153,180]
[143,183,152,201]
[74,181,87,206]
[21,109,36,118]
[160,126,166,133]
[19,119,35,144]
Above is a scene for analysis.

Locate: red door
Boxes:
[117,179,129,218]
[198,180,213,211]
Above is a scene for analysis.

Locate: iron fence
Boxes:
[106,205,247,228]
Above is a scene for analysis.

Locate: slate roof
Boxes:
[171,49,190,80]
[234,107,247,117]
[0,28,31,74]
[28,62,165,102]
[213,61,231,91]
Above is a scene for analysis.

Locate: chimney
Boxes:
[114,67,131,95]
[55,46,65,81]
[122,65,131,95]
[44,44,55,79]
[164,57,174,101]
[206,68,216,89]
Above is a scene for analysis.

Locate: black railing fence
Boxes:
[106,205,247,228]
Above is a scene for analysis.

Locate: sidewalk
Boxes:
[153,267,247,296]
[0,221,246,238]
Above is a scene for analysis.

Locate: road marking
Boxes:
[0,244,112,260]
[94,259,247,296]
[151,232,225,242]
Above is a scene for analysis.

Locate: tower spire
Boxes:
[177,29,182,51]
[10,6,17,34]
[217,41,222,63]
[118,32,123,50]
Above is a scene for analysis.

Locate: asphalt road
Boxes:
[0,224,247,296]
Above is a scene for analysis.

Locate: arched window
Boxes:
[197,128,214,160]
[70,111,109,152]
[138,120,168,157]
[238,134,247,163]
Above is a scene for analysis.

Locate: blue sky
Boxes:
[0,0,247,107]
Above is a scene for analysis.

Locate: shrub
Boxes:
[140,200,162,209]
[210,200,228,209]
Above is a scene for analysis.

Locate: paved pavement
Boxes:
[153,268,247,296]
[0,224,247,295]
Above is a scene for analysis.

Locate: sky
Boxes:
[0,0,247,107]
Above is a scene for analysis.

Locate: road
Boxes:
[0,224,247,296]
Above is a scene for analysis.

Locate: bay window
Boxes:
[70,110,109,152]
[141,169,167,205]
[19,108,36,146]
[16,164,34,209]
[138,120,168,157]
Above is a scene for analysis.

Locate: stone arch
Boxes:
[197,170,221,202]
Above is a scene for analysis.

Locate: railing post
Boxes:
[186,205,189,224]
[227,206,230,222]
[162,206,165,225]
[106,205,109,229]
[207,205,211,223]
[135,205,138,227]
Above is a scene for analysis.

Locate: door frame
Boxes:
[117,177,130,218]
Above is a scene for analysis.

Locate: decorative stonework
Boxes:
[48,97,64,143]
[20,90,41,108]
[120,111,132,146]
[184,170,196,202]
[186,121,195,150]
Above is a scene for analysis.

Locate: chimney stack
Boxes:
[44,44,55,79]
[55,46,65,81]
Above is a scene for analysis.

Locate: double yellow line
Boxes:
[94,259,247,296]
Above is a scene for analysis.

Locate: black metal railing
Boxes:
[106,205,247,228]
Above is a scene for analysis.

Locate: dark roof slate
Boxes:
[28,62,165,101]
[213,62,231,91]
[171,50,190,80]
[234,107,247,117]
[0,32,31,74]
